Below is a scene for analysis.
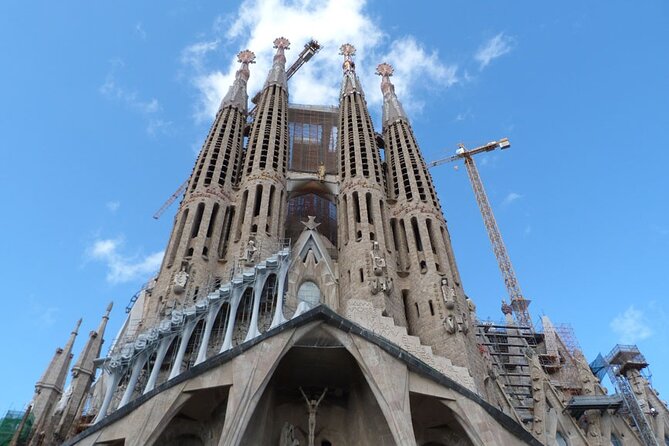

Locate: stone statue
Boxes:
[441,278,455,310]
[299,387,327,446]
[280,422,299,446]
[370,241,386,275]
[445,315,456,334]
[172,267,188,294]
[318,162,326,182]
[245,239,257,263]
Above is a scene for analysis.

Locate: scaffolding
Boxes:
[591,345,658,446]
[476,320,539,422]
[0,409,33,446]
[284,104,339,247]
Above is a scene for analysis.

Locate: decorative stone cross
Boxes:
[301,216,321,231]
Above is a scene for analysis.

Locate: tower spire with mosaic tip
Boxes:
[376,62,483,380]
[335,45,403,326]
[143,50,256,320]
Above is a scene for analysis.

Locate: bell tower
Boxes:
[229,37,291,267]
[378,62,480,372]
[335,45,404,325]
[146,50,256,319]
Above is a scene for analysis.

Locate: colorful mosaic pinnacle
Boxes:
[375,62,394,77]
[237,49,256,64]
[273,36,290,50]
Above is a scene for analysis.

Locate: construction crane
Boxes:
[153,39,322,220]
[428,138,533,329]
[152,180,188,220]
[248,39,322,115]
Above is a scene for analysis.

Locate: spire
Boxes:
[30,318,81,441]
[376,63,408,128]
[220,49,256,113]
[339,43,363,97]
[50,304,113,442]
[264,37,290,89]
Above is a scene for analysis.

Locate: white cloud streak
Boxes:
[100,75,160,114]
[475,32,515,70]
[610,306,652,344]
[106,200,120,213]
[100,59,171,135]
[502,192,522,206]
[87,238,163,284]
[183,0,458,122]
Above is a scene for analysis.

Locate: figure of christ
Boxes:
[299,387,328,446]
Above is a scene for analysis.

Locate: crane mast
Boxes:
[429,138,532,329]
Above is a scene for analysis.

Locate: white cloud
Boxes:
[100,76,161,114]
[106,200,120,213]
[183,0,458,121]
[181,39,220,71]
[100,60,170,134]
[610,306,652,344]
[501,192,522,206]
[87,238,164,284]
[475,32,515,70]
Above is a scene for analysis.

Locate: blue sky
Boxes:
[1,0,668,411]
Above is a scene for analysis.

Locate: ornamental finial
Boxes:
[273,37,291,50]
[340,43,356,72]
[375,62,394,77]
[237,49,256,64]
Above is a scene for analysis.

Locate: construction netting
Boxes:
[288,104,339,174]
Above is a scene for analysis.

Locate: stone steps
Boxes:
[345,299,477,392]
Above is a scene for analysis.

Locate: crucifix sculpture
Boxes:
[299,387,328,446]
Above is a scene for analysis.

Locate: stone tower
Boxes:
[336,45,404,325]
[377,63,481,373]
[146,50,257,320]
[231,37,291,263]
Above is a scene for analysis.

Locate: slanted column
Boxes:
[118,354,149,408]
[194,304,221,365]
[143,335,176,394]
[93,368,123,424]
[245,270,268,341]
[168,320,198,380]
[221,286,245,352]
[270,255,290,328]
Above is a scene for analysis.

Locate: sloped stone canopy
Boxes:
[63,306,541,446]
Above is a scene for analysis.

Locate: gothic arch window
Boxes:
[297,281,321,308]
[610,434,622,446]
